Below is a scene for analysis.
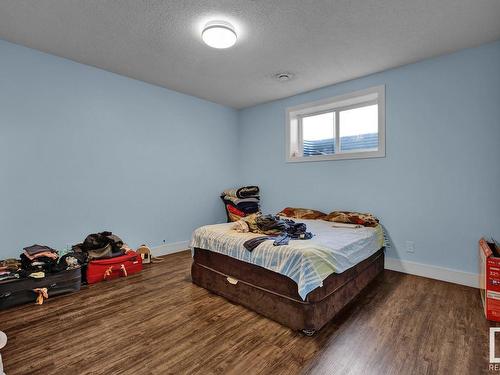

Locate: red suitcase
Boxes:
[86,251,142,284]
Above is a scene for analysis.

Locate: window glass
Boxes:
[286,85,385,162]
[339,105,378,152]
[302,112,334,156]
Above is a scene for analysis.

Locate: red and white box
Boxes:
[479,238,500,321]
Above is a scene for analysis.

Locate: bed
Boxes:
[190,218,385,335]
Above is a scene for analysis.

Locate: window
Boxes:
[286,86,385,162]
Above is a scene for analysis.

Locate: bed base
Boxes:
[191,247,384,334]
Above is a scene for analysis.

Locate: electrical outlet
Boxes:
[405,241,415,253]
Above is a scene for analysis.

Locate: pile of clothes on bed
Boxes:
[221,186,261,221]
[233,213,313,251]
[229,208,381,252]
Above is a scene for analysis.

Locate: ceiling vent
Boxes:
[275,72,294,82]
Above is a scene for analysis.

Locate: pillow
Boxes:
[277,207,327,220]
[323,211,379,227]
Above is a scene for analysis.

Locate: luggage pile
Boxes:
[0,254,81,309]
[0,231,143,310]
[70,231,142,284]
[221,186,261,222]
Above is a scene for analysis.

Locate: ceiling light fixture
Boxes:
[202,21,237,49]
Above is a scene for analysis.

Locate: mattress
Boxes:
[190,218,384,300]
[192,247,385,331]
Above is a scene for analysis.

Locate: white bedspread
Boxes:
[190,218,384,300]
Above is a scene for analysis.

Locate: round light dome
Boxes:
[202,21,237,49]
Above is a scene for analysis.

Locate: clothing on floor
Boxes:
[0,259,21,272]
[20,245,58,273]
[55,252,87,272]
[29,272,45,279]
[20,244,59,273]
[20,254,58,273]
[79,231,124,253]
[0,273,20,281]
[33,287,48,305]
[72,231,126,261]
[23,244,58,257]
[87,244,121,261]
[22,250,58,261]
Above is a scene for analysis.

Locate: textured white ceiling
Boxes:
[0,1,499,108]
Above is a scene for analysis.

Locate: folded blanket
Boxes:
[23,244,58,256]
[23,250,59,261]
[223,186,260,199]
[323,211,379,227]
[223,195,260,205]
[277,207,326,220]
[225,200,260,214]
[226,204,246,217]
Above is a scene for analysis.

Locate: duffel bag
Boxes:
[86,251,142,284]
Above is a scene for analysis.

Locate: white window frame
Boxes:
[285,85,385,162]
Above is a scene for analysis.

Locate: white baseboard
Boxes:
[149,242,479,288]
[151,240,190,257]
[385,257,478,288]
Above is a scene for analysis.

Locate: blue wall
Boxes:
[238,41,500,274]
[0,39,239,258]
[1,38,499,274]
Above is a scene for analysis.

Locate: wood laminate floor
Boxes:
[0,250,495,375]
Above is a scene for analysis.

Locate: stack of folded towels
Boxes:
[20,244,59,274]
[221,186,261,221]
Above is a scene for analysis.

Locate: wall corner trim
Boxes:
[385,257,478,288]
